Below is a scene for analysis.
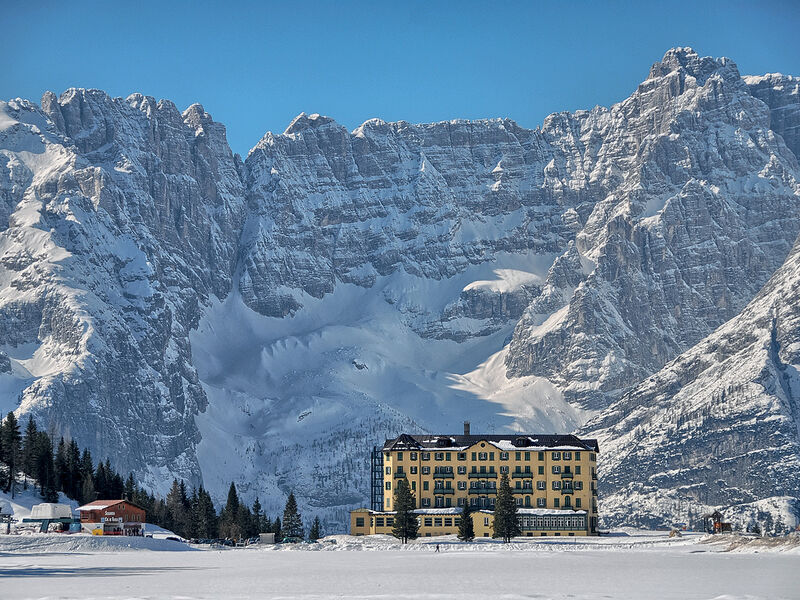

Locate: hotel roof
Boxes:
[383,433,599,452]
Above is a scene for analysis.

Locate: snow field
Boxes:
[0,531,798,600]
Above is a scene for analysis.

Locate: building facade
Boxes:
[351,424,599,537]
[76,499,146,536]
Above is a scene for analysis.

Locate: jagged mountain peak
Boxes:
[1,49,799,531]
[647,46,738,85]
[283,111,339,135]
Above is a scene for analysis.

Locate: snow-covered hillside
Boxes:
[0,48,799,530]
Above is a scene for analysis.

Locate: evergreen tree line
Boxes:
[0,413,323,542]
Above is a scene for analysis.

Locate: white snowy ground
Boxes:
[0,530,798,600]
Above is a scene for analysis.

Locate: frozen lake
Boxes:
[1,531,798,599]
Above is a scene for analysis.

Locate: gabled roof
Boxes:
[384,433,421,450]
[76,499,144,512]
[382,433,599,452]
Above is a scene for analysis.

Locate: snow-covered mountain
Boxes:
[0,48,798,530]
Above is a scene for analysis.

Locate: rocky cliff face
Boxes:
[0,48,798,529]
[505,49,800,409]
[0,90,245,489]
[583,234,800,533]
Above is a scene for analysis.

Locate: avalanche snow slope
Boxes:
[506,48,800,410]
[584,234,800,533]
[0,91,245,492]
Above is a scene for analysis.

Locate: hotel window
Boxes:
[410,452,418,460]
[376,517,385,527]
[423,481,429,490]
[552,452,561,460]
[575,465,581,475]
[457,466,466,474]
[516,497,522,506]
[537,480,546,490]
[422,498,431,507]
[478,452,488,460]
[385,466,391,474]
[422,467,430,475]
[563,451,572,460]
[411,466,418,474]
[386,518,394,526]
[458,481,467,490]
[356,518,364,527]
[457,498,465,507]
[574,481,583,490]
[500,466,508,474]
[489,452,495,460]
[472,452,477,461]
[525,496,531,507]
[457,452,467,461]
[422,452,430,460]
[524,465,531,473]
[434,518,443,526]
[500,452,509,460]
[537,497,546,507]
[397,452,403,461]
[538,451,544,461]
[590,453,596,461]
[435,452,444,461]
[385,482,391,490]
[574,451,581,460]
[446,452,451,460]
[515,481,521,489]
[553,498,560,508]
[515,452,521,460]
[538,466,544,475]
[524,452,530,461]
[552,481,561,489]
[552,465,561,474]
[575,498,582,508]
[411,481,416,490]
[384,453,390,460]
[484,517,490,526]
[424,518,433,526]
[455,518,462,526]
[444,518,453,526]
[396,466,404,474]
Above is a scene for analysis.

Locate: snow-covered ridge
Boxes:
[0,48,799,532]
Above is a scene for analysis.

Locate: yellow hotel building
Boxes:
[350,423,599,537]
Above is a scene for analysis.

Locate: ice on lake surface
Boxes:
[0,530,798,600]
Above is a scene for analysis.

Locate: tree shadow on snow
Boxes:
[0,566,202,578]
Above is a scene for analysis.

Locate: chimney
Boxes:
[464,421,470,436]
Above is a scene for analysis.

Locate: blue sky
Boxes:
[2,0,797,155]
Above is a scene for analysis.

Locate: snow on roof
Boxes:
[76,499,126,511]
[383,433,598,452]
[517,509,587,516]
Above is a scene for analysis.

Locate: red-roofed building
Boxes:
[76,500,145,536]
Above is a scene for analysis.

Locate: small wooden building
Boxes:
[76,500,146,536]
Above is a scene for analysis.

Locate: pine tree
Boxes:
[282,492,303,541]
[166,479,191,538]
[252,497,263,533]
[457,501,475,541]
[492,474,520,543]
[66,440,81,499]
[192,486,218,539]
[218,482,241,540]
[391,478,419,543]
[55,437,68,494]
[0,412,22,497]
[81,472,96,504]
[309,516,322,541]
[22,417,38,488]
[34,433,58,502]
[271,516,282,542]
[124,473,136,500]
